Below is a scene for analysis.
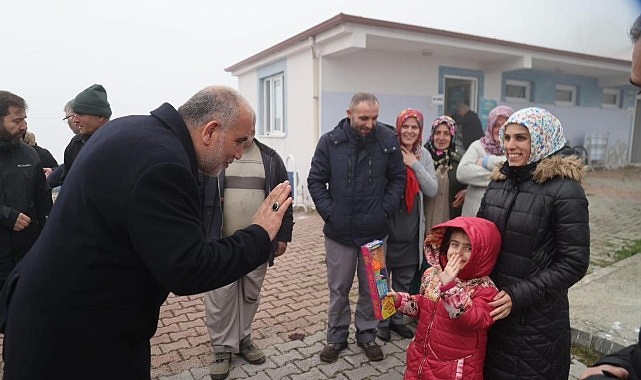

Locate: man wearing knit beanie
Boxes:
[60,84,112,185]
[72,84,111,135]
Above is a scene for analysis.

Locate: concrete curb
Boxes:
[571,325,627,356]
[570,254,641,356]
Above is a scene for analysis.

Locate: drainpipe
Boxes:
[309,36,320,143]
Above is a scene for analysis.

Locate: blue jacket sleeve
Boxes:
[307,135,333,222]
[382,146,406,218]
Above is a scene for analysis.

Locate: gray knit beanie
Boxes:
[72,84,112,117]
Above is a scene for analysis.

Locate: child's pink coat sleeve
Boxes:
[395,292,420,318]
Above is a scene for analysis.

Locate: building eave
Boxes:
[225,13,631,75]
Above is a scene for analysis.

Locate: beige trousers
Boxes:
[203,262,268,353]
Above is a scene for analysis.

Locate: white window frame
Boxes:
[504,79,531,103]
[261,73,285,136]
[601,88,621,109]
[555,84,577,106]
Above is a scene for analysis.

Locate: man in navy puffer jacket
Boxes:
[308,92,405,363]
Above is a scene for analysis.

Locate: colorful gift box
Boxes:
[360,239,396,320]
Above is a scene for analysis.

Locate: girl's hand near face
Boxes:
[440,253,462,284]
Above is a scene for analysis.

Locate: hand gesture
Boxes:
[251,181,292,241]
[401,146,418,167]
[439,253,462,284]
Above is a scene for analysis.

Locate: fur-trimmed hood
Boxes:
[490,154,585,184]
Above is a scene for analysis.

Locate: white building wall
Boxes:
[321,50,440,129]
[483,71,503,101]
[237,49,318,208]
[319,49,501,126]
[235,38,633,209]
[237,71,258,109]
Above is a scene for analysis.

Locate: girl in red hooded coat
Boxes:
[389,216,501,380]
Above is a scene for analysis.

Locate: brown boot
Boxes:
[209,351,231,380]
[239,337,265,365]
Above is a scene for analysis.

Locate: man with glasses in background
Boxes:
[47,100,78,189]
[59,84,111,186]
[63,99,80,134]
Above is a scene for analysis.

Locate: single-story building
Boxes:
[226,13,638,209]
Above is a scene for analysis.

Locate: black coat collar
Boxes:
[150,103,199,178]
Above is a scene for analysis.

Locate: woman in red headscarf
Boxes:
[376,108,438,342]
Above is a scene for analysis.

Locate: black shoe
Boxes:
[357,340,384,362]
[376,327,391,342]
[390,323,414,339]
[319,342,348,363]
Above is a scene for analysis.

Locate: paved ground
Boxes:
[1,167,640,379]
[147,166,641,380]
[567,166,641,375]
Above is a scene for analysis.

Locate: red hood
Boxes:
[424,217,501,280]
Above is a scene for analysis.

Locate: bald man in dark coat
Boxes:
[0,86,292,379]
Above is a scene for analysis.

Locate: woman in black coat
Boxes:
[478,107,590,379]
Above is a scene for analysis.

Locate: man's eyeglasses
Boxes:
[63,114,75,121]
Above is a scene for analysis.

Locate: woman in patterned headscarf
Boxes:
[423,115,467,232]
[477,107,590,380]
[456,105,514,216]
[377,108,438,342]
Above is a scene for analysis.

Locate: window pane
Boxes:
[506,84,526,98]
[261,73,285,135]
[274,77,283,132]
[556,89,573,102]
[264,79,272,133]
[602,93,617,105]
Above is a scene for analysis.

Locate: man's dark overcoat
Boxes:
[1,103,271,379]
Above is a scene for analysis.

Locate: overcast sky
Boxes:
[1,0,639,161]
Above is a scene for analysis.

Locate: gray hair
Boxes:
[349,92,379,111]
[178,86,254,131]
[631,15,641,42]
[23,131,36,146]
[64,99,74,114]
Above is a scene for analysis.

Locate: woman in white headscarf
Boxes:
[478,107,590,380]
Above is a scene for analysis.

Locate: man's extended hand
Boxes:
[251,181,292,241]
[579,364,629,379]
